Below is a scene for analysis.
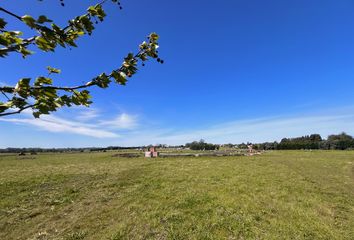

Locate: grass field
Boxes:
[0,151,353,240]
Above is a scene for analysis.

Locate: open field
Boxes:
[0,151,353,240]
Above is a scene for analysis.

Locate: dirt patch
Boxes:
[111,153,141,158]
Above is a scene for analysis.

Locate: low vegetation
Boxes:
[1,133,354,154]
[185,139,220,151]
[1,150,353,239]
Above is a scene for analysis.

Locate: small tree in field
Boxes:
[0,0,162,118]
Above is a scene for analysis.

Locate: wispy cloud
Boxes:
[0,109,140,139]
[1,106,354,146]
[0,81,10,86]
[0,114,119,138]
[75,108,100,121]
[109,112,354,146]
[99,113,138,129]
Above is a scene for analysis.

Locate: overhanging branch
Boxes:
[0,104,35,117]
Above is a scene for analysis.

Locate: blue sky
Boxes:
[1,0,354,147]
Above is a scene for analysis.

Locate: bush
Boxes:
[185,140,219,151]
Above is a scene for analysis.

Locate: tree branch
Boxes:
[0,49,144,93]
[0,29,160,118]
[0,82,95,92]
[0,7,22,21]
[0,104,35,117]
[0,0,118,57]
[0,37,36,55]
[0,90,10,100]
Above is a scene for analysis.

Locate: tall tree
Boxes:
[0,0,162,118]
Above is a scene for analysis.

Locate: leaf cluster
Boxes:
[0,1,163,118]
[1,1,121,57]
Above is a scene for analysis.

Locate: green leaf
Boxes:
[95,73,111,88]
[0,102,10,113]
[11,97,27,109]
[37,15,53,24]
[95,5,106,21]
[87,5,106,21]
[47,66,61,74]
[35,76,53,86]
[35,36,54,51]
[111,71,127,85]
[19,45,33,58]
[43,89,57,98]
[15,78,31,98]
[149,33,159,41]
[33,111,41,118]
[0,31,23,47]
[79,16,95,34]
[51,23,62,34]
[0,18,7,29]
[22,15,37,28]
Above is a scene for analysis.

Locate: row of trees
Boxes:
[253,133,354,150]
[185,140,220,151]
[2,133,353,153]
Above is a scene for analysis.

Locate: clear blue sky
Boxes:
[1,0,354,147]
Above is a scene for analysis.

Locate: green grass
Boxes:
[0,151,353,239]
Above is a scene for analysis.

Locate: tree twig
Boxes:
[0,7,22,21]
[0,104,35,117]
[0,90,10,100]
[0,37,36,55]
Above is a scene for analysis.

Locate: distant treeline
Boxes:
[0,145,185,154]
[0,146,143,154]
[185,140,220,150]
[1,133,353,154]
[247,133,354,150]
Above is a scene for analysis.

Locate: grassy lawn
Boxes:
[0,151,353,239]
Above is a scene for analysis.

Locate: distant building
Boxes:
[145,147,159,158]
[247,144,254,155]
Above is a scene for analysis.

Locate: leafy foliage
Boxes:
[185,139,220,151]
[0,0,162,118]
[251,133,354,150]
